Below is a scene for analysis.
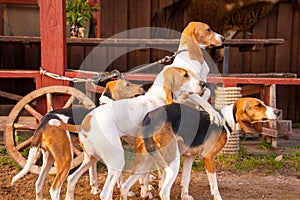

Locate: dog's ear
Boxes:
[235,100,260,134]
[181,22,204,64]
[163,80,174,105]
[163,68,176,104]
[251,122,262,133]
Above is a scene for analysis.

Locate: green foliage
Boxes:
[259,139,275,150]
[189,146,300,174]
[292,123,300,128]
[66,0,98,26]
[0,148,16,166]
[14,130,23,143]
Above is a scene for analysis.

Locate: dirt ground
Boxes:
[1,130,300,200]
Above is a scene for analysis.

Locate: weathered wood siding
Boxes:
[0,1,299,122]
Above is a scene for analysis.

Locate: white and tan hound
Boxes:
[167,21,225,125]
[120,98,281,200]
[10,79,144,200]
[49,67,202,200]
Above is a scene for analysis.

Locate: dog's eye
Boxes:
[207,28,211,32]
[256,103,263,108]
[183,72,188,77]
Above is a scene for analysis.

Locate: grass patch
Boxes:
[190,146,300,174]
[0,148,17,166]
[292,123,300,128]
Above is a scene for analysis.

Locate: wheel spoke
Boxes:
[24,104,43,120]
[46,93,53,112]
[63,95,75,108]
[16,137,33,151]
[13,123,37,130]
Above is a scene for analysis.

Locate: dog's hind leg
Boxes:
[89,163,101,194]
[100,167,123,200]
[181,156,195,200]
[159,152,180,200]
[36,150,55,200]
[50,148,72,200]
[65,153,98,200]
[120,156,153,200]
[203,157,222,200]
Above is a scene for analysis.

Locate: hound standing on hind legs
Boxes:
[10,79,145,200]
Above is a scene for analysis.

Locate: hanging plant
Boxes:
[66,0,98,38]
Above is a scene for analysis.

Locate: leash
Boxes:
[125,49,188,74]
[40,68,124,83]
[40,50,187,82]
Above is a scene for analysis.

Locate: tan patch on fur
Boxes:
[162,67,194,104]
[105,79,144,100]
[203,132,227,173]
[136,122,177,168]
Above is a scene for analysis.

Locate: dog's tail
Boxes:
[48,115,92,135]
[11,146,38,185]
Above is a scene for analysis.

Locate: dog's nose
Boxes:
[199,81,207,89]
[274,109,281,118]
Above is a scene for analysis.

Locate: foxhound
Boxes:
[120,98,281,200]
[11,79,145,200]
[168,21,225,125]
[49,67,202,200]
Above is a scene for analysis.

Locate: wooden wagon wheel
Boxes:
[4,86,96,174]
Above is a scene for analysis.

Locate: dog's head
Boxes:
[162,67,201,104]
[102,79,145,100]
[233,97,281,134]
[180,21,224,64]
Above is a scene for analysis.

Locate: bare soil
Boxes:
[1,130,300,200]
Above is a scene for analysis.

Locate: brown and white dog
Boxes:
[168,21,225,125]
[10,79,145,200]
[49,67,202,200]
[120,98,281,200]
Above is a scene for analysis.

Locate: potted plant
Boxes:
[66,0,98,38]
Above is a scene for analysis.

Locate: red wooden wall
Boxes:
[0,0,299,123]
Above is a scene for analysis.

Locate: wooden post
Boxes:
[96,0,101,38]
[39,0,66,87]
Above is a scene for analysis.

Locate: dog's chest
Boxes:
[111,97,163,134]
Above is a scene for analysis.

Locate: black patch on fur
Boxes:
[103,88,112,99]
[34,107,93,136]
[142,103,212,150]
[233,106,237,123]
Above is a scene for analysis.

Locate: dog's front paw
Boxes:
[210,109,222,126]
[90,187,101,195]
[213,194,222,200]
[182,195,194,200]
[127,191,136,197]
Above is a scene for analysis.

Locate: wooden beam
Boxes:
[0,0,38,5]
[0,69,40,78]
[39,0,66,87]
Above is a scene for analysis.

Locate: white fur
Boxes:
[266,105,278,120]
[48,118,61,126]
[66,68,200,200]
[205,170,222,200]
